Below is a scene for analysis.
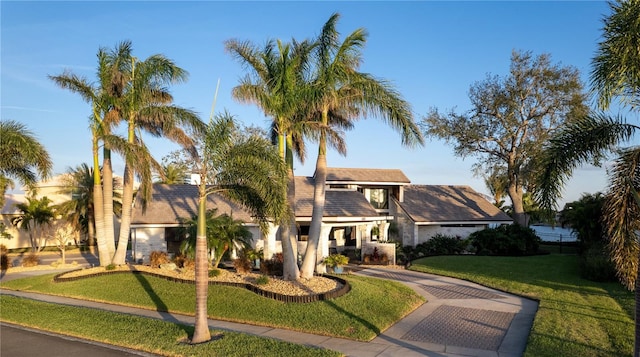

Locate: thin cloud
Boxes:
[1,106,57,113]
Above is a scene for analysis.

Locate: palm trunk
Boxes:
[192,183,211,344]
[278,132,299,281]
[112,163,134,265]
[92,135,111,266]
[301,132,327,278]
[102,149,116,259]
[635,260,640,357]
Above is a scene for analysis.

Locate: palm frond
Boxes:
[536,112,638,210]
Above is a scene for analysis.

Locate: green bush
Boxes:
[468,224,541,256]
[105,263,116,271]
[415,234,467,256]
[579,245,617,282]
[255,274,270,285]
[208,268,221,277]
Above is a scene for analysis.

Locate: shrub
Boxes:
[322,254,349,268]
[208,268,221,277]
[0,244,8,255]
[149,251,170,268]
[1,253,8,270]
[415,234,467,256]
[172,253,195,270]
[579,244,617,282]
[21,253,39,267]
[260,254,283,276]
[255,275,270,285]
[468,224,541,256]
[233,255,253,274]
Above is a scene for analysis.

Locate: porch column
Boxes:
[263,222,278,260]
[380,222,389,242]
[413,224,419,247]
[316,224,332,274]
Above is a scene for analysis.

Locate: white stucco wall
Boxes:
[131,226,166,263]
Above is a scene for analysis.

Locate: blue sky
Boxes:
[1,1,630,207]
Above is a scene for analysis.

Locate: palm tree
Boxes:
[0,120,52,206]
[535,1,640,354]
[189,112,287,344]
[108,45,205,266]
[48,70,113,265]
[300,13,424,278]
[11,196,56,253]
[56,164,96,246]
[155,163,188,184]
[181,211,252,269]
[225,38,314,280]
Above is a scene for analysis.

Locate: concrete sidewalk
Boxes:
[0,266,537,357]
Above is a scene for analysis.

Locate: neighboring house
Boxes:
[0,174,126,250]
[130,168,513,264]
[1,175,74,250]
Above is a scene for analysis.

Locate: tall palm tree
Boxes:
[0,120,52,206]
[108,46,205,265]
[56,164,96,246]
[225,38,314,280]
[49,70,113,265]
[535,0,640,354]
[11,196,56,253]
[300,13,425,278]
[190,113,287,343]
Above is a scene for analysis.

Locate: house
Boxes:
[130,168,512,264]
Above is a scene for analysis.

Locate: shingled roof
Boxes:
[324,168,410,184]
[399,185,513,223]
[294,177,379,218]
[131,184,255,225]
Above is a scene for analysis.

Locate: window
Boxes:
[165,227,186,255]
[369,188,388,209]
[298,225,309,241]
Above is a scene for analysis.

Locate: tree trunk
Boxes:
[92,136,111,266]
[281,167,300,281]
[102,149,116,259]
[112,164,134,265]
[508,181,527,226]
[192,188,212,344]
[635,254,640,357]
[301,135,327,278]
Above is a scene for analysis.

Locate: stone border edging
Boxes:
[53,269,351,303]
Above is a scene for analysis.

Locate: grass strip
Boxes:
[0,274,424,341]
[0,295,341,357]
[409,254,634,357]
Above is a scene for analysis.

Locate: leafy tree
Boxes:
[422,50,589,226]
[225,37,314,280]
[560,193,605,251]
[534,1,640,353]
[189,112,287,344]
[0,120,52,206]
[301,13,424,278]
[11,196,56,253]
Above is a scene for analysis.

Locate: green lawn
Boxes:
[0,273,424,342]
[409,254,634,357]
[0,295,341,357]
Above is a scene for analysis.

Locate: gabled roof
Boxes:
[399,185,513,223]
[324,168,410,184]
[131,184,255,225]
[294,177,379,218]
